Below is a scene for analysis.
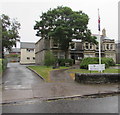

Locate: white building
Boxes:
[20,42,35,64]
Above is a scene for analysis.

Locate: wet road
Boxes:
[2,63,118,103]
[2,63,44,102]
[2,96,119,113]
[3,63,43,87]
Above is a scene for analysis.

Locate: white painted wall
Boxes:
[20,49,35,64]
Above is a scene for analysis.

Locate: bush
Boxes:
[57,59,73,66]
[80,57,115,69]
[0,58,8,74]
[101,57,115,68]
[44,51,56,66]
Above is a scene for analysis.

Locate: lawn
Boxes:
[0,59,2,76]
[67,68,120,80]
[67,68,120,74]
[116,64,120,66]
[27,66,69,82]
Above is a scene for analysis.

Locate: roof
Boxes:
[20,42,35,49]
[10,48,20,53]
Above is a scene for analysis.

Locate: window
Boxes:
[71,43,75,50]
[110,44,113,50]
[33,57,35,60]
[60,56,65,59]
[59,52,65,59]
[53,52,58,58]
[53,41,58,48]
[85,43,89,49]
[106,44,109,50]
[27,57,30,60]
[90,43,92,49]
[27,49,34,52]
[96,45,98,50]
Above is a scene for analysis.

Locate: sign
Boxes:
[88,64,105,71]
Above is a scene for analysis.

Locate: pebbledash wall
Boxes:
[20,42,36,64]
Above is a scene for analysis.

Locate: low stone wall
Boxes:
[75,73,120,84]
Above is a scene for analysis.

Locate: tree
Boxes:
[0,14,20,58]
[44,51,56,66]
[34,6,97,59]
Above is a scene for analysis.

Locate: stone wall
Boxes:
[75,73,120,84]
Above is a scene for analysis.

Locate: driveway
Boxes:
[2,63,119,104]
[3,63,43,86]
[2,63,44,102]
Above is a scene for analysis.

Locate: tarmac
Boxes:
[1,63,120,104]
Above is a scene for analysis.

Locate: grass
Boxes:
[116,64,120,66]
[67,68,120,80]
[0,59,2,76]
[67,68,120,74]
[27,66,69,82]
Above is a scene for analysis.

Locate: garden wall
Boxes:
[75,73,120,84]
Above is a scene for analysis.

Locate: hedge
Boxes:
[80,57,115,69]
[2,58,8,71]
[57,59,73,66]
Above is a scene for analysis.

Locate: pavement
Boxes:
[1,63,120,104]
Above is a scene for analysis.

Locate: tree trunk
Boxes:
[2,48,4,59]
[65,50,69,59]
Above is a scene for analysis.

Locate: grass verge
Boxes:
[67,68,120,80]
[67,68,120,73]
[27,66,69,82]
[0,59,2,76]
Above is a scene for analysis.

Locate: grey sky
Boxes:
[1,0,119,47]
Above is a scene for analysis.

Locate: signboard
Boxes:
[88,64,105,71]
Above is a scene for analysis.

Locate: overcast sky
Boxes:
[0,0,119,47]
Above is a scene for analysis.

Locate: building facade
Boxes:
[35,29,116,65]
[116,42,120,64]
[35,39,69,65]
[20,42,35,64]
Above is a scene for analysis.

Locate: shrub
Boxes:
[57,59,73,66]
[44,51,56,66]
[101,57,115,68]
[80,57,115,69]
[1,59,8,71]
[80,57,98,69]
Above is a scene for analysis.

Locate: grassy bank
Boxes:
[68,68,120,73]
[27,66,69,82]
[68,68,120,80]
[0,59,2,76]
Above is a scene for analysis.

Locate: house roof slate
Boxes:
[20,42,35,49]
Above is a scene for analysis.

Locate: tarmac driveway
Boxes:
[3,63,43,86]
[2,63,119,104]
[2,63,44,102]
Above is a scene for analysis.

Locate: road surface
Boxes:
[2,96,119,113]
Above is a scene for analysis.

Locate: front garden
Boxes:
[27,66,69,82]
[28,57,120,83]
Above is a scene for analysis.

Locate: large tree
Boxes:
[0,14,20,58]
[34,6,97,59]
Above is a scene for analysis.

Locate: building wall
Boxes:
[116,43,120,64]
[20,49,35,64]
[35,38,70,65]
[35,37,117,65]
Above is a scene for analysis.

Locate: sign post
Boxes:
[98,9,102,72]
[88,64,105,72]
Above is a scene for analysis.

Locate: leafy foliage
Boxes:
[57,58,73,66]
[44,51,56,66]
[80,57,115,69]
[0,14,20,58]
[34,6,97,58]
